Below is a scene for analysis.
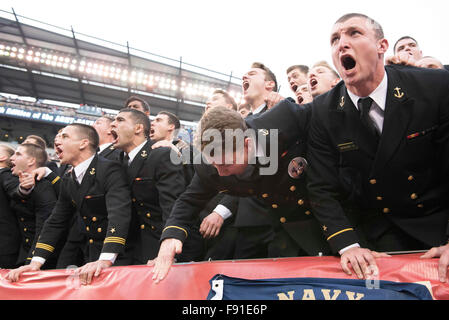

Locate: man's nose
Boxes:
[338,34,351,52]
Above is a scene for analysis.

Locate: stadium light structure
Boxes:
[0,41,243,104]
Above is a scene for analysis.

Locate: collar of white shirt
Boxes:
[98,143,111,154]
[347,71,388,112]
[252,103,267,115]
[126,140,148,165]
[73,154,95,184]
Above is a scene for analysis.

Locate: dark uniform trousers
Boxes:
[56,145,121,268]
[161,101,330,258]
[0,168,21,268]
[125,141,203,264]
[31,155,133,266]
[199,193,238,261]
[300,65,449,253]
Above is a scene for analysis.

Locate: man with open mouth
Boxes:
[6,124,133,285]
[8,144,60,268]
[286,64,309,104]
[303,13,449,283]
[110,108,203,265]
[295,84,313,105]
[242,62,278,115]
[204,13,449,284]
[0,144,21,269]
[307,61,341,98]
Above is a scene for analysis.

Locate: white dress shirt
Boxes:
[347,71,388,133]
[252,103,267,115]
[98,143,111,154]
[125,140,147,166]
[339,71,388,255]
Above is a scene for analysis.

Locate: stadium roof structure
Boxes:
[0,9,243,122]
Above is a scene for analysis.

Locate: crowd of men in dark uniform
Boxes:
[3,13,449,286]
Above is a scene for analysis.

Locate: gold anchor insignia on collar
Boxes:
[89,168,96,175]
[339,96,345,108]
[394,87,404,99]
[259,129,269,136]
[141,150,148,158]
[109,145,115,150]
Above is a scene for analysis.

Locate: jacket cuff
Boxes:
[326,228,360,254]
[161,226,188,243]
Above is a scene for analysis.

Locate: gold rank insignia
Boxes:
[337,141,358,152]
[394,87,404,99]
[89,168,96,175]
[259,129,269,136]
[110,227,116,234]
[141,150,148,158]
[109,145,115,150]
[322,225,328,232]
[339,96,345,108]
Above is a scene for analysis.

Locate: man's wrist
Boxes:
[99,252,117,264]
[214,205,232,220]
[30,257,44,269]
[339,243,360,255]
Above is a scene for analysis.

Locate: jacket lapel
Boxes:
[76,155,98,210]
[99,143,115,158]
[127,141,151,185]
[329,86,377,158]
[371,68,414,175]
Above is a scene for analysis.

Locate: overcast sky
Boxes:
[1,0,448,98]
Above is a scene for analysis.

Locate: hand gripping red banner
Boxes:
[0,254,448,300]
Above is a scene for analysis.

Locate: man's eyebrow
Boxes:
[330,31,339,40]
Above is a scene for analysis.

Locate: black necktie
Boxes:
[124,154,130,165]
[71,170,79,187]
[358,97,379,142]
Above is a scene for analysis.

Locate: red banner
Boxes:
[0,254,448,300]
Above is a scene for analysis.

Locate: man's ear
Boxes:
[134,123,145,135]
[79,138,90,151]
[28,157,36,168]
[378,38,389,55]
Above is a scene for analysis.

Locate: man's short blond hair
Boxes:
[335,13,384,40]
[19,143,48,168]
[212,89,238,110]
[312,60,340,79]
[196,106,247,152]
